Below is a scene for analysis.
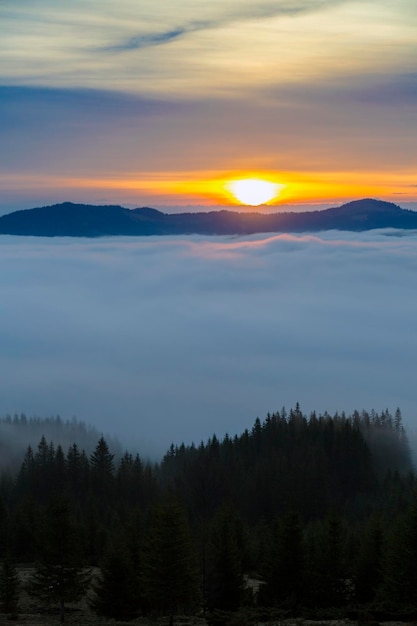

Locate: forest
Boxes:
[0,406,416,624]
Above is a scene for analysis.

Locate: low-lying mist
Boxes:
[1,229,416,456]
[0,414,122,471]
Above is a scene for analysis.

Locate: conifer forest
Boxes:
[0,407,416,625]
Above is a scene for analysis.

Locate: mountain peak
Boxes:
[337,198,403,213]
[0,198,415,237]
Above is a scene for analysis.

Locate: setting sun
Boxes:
[227,178,282,206]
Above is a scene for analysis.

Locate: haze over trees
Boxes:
[0,406,415,623]
[0,414,122,472]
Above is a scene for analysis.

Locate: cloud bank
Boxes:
[1,230,416,456]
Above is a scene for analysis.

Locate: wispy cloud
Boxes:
[103,0,348,53]
[105,27,191,52]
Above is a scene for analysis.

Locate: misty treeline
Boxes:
[0,413,122,472]
[0,406,416,623]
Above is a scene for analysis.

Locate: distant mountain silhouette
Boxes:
[0,198,416,237]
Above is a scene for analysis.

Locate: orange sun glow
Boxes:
[227,178,282,206]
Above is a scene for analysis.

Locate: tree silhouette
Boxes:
[381,491,417,610]
[90,538,138,620]
[354,516,384,604]
[27,498,90,623]
[141,499,199,623]
[206,507,244,612]
[261,510,306,611]
[0,557,20,619]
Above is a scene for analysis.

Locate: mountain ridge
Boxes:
[0,198,416,237]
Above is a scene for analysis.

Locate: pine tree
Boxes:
[261,510,306,612]
[307,513,348,608]
[46,444,67,498]
[32,436,56,503]
[0,557,20,619]
[66,443,89,505]
[117,451,144,506]
[354,516,384,604]
[27,497,90,623]
[0,497,9,560]
[15,446,35,494]
[11,496,40,562]
[90,436,114,481]
[141,500,199,623]
[90,539,138,620]
[206,507,244,612]
[89,437,114,506]
[381,491,417,609]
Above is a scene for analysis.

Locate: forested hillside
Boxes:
[1,199,417,237]
[0,406,416,624]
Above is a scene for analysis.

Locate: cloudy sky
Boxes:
[1,230,417,456]
[1,0,417,211]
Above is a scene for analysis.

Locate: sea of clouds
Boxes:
[1,229,416,457]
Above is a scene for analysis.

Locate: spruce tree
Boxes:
[307,513,348,608]
[354,516,384,604]
[89,436,115,509]
[27,497,90,623]
[141,500,199,623]
[261,510,306,612]
[381,492,417,610]
[206,507,244,612]
[0,497,9,560]
[90,540,138,620]
[0,557,20,619]
[66,443,90,506]
[90,436,114,483]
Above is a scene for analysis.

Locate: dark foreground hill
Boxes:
[0,198,416,237]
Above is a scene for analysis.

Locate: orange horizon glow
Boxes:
[2,169,417,209]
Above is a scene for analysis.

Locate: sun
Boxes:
[227,178,281,206]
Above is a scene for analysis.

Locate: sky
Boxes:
[1,0,417,211]
[1,230,416,456]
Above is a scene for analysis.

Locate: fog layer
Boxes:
[1,230,416,455]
